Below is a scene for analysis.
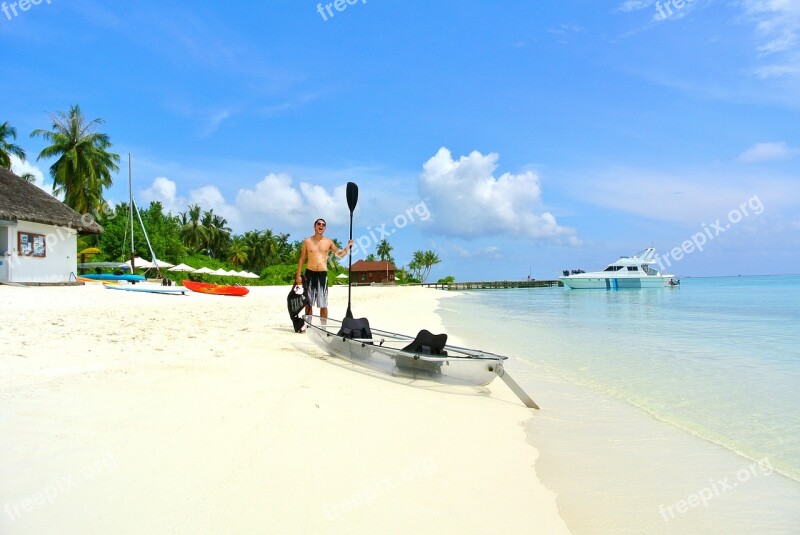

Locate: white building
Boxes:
[0,168,103,283]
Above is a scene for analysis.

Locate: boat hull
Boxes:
[182,280,249,296]
[559,275,673,289]
[304,315,504,386]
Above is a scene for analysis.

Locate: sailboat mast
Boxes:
[129,154,135,271]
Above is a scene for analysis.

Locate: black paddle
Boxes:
[345,182,358,319]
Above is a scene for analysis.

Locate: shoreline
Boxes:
[0,284,569,533]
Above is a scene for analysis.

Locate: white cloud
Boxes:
[236,173,349,231]
[617,0,654,13]
[139,177,241,228]
[447,243,504,259]
[741,0,800,75]
[743,0,800,52]
[738,141,799,162]
[9,155,51,193]
[188,185,241,228]
[141,177,181,209]
[418,147,578,244]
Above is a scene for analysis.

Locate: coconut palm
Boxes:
[421,250,441,282]
[31,105,120,215]
[409,249,441,283]
[20,172,36,183]
[200,209,230,258]
[228,237,249,267]
[180,204,207,252]
[376,239,394,263]
[0,121,26,170]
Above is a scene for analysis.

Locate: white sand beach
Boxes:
[0,283,569,534]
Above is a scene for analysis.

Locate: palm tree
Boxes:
[365,253,377,261]
[31,105,120,215]
[409,249,441,283]
[421,250,441,282]
[0,121,26,170]
[211,213,232,257]
[201,209,219,257]
[20,172,36,183]
[377,239,393,263]
[180,204,207,252]
[228,237,249,267]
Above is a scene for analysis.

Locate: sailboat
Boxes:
[81,155,184,294]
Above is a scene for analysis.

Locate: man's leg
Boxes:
[320,307,328,318]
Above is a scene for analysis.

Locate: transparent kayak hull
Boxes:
[303,315,505,386]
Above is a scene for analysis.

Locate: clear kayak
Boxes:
[303,315,509,387]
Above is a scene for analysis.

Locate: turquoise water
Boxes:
[438,275,800,533]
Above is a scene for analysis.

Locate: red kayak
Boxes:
[182,280,249,297]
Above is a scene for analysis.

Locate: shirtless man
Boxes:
[296,218,354,318]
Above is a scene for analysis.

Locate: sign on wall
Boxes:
[18,232,46,258]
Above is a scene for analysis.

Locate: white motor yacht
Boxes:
[560,247,678,289]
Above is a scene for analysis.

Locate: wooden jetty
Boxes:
[419,280,563,290]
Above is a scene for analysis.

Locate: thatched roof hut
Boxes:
[0,168,103,234]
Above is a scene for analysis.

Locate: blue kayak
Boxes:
[81,273,146,282]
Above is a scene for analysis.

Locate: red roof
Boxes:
[349,260,397,272]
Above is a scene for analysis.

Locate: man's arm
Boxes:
[333,239,355,259]
[296,239,308,284]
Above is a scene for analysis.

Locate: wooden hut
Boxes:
[0,168,103,283]
[349,259,396,284]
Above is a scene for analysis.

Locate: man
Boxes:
[296,218,354,318]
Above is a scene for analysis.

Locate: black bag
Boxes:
[287,281,308,333]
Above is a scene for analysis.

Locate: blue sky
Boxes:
[3,0,799,280]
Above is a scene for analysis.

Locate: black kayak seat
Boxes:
[402,329,448,356]
[337,317,373,341]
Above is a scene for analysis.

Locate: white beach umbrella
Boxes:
[243,271,260,279]
[212,268,229,276]
[150,259,175,269]
[124,256,153,269]
[193,267,215,274]
[226,269,242,277]
[168,263,196,272]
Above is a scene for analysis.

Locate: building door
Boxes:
[0,225,9,282]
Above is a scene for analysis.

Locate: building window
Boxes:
[18,232,46,258]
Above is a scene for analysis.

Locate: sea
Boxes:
[437,275,800,534]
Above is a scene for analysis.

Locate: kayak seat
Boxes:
[396,329,447,374]
[337,317,373,342]
[402,329,448,356]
